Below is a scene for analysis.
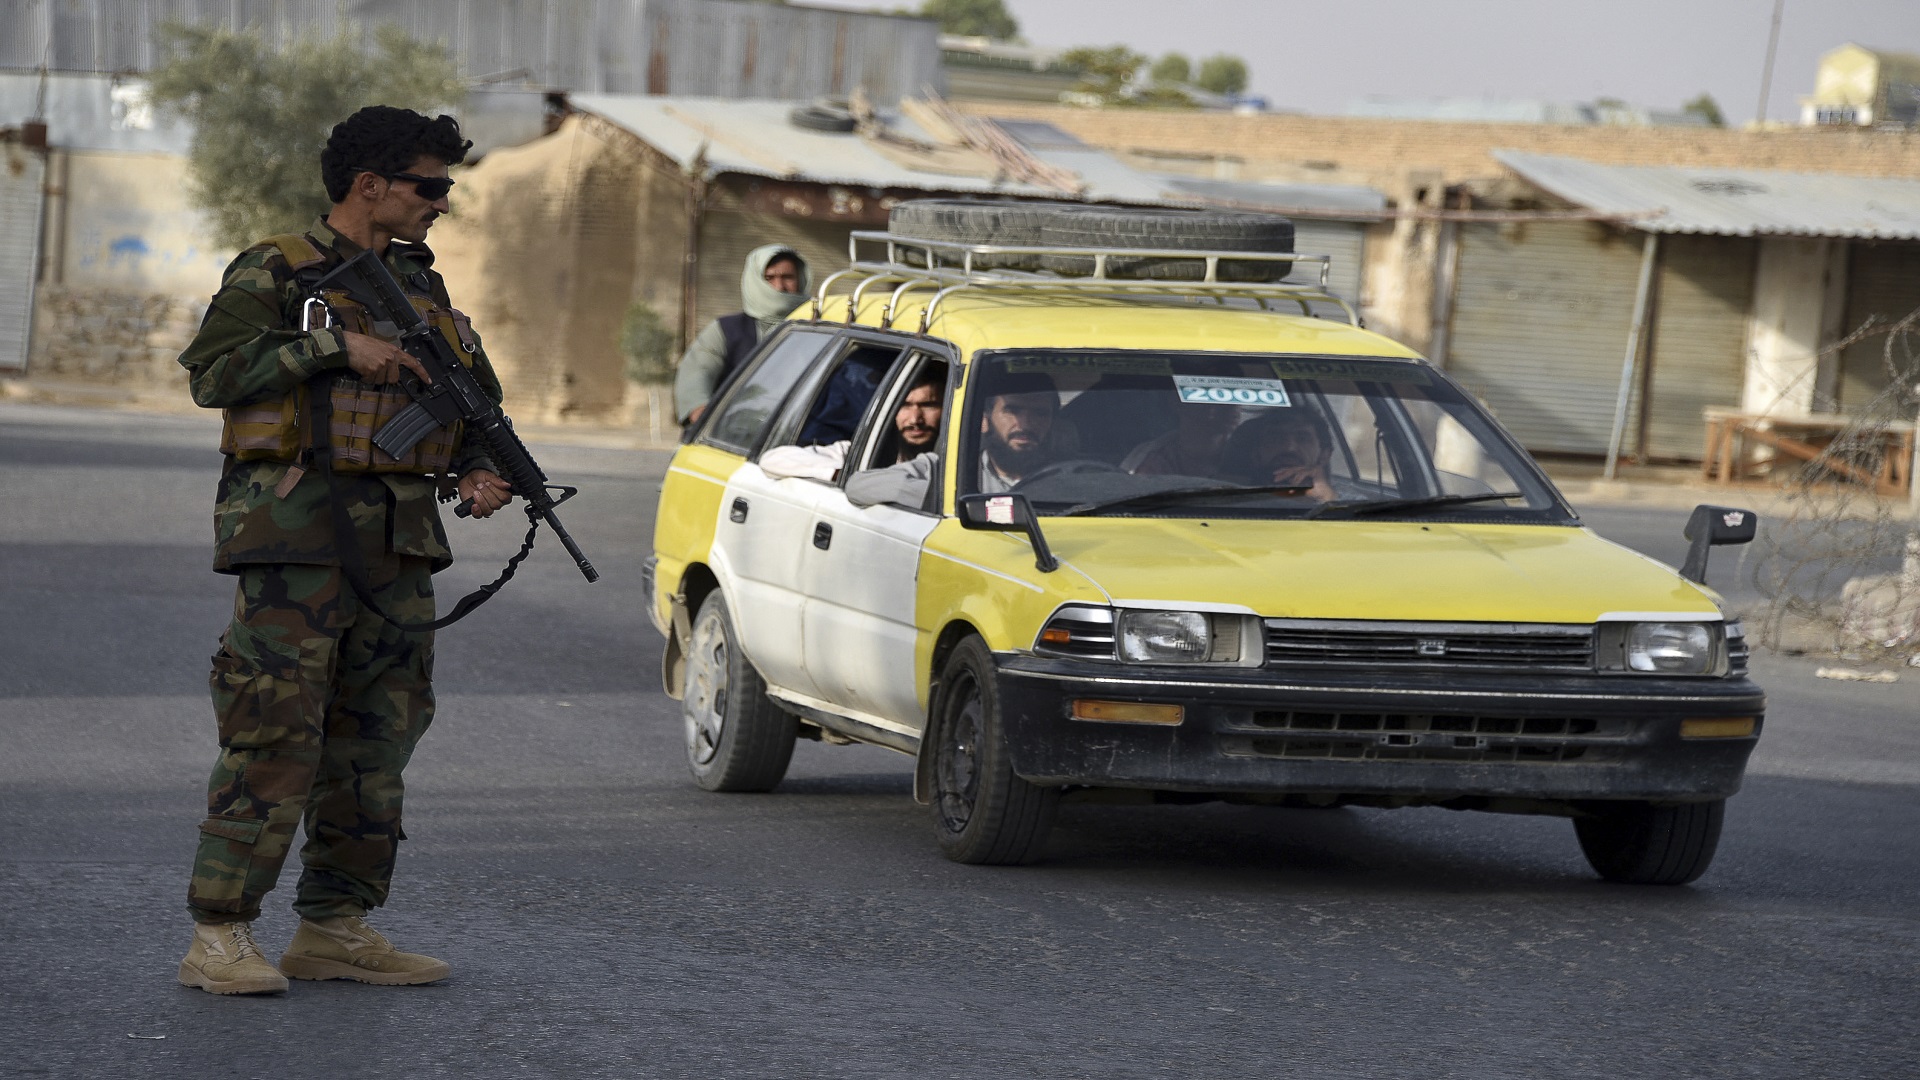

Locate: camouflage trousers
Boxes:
[187,556,435,924]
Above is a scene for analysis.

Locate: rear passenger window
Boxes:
[702,329,839,455]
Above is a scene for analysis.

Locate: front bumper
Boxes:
[993,655,1764,803]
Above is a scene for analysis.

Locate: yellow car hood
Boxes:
[1040,518,1719,623]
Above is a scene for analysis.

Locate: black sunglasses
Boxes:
[356,167,454,200]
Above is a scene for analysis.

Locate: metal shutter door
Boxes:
[0,148,44,372]
[1643,235,1756,460]
[1290,219,1364,308]
[1444,222,1644,455]
[1839,241,1920,412]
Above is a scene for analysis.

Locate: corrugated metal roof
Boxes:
[571,93,1174,203]
[1495,150,1920,240]
[1159,175,1389,217]
[3,0,943,104]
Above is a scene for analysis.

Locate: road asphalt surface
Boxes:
[2,403,1914,1079]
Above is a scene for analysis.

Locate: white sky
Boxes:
[818,0,1920,123]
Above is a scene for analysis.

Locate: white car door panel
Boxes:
[715,464,826,699]
[800,494,941,728]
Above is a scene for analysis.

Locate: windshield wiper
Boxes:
[1062,484,1311,517]
[1304,491,1527,520]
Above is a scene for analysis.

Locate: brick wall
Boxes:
[965,104,1920,187]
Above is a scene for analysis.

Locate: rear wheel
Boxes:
[683,592,797,792]
[928,637,1059,864]
[1574,799,1725,885]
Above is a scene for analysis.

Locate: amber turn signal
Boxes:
[1070,700,1185,726]
[1679,717,1756,739]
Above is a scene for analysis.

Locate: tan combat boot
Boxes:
[178,921,290,995]
[277,916,451,985]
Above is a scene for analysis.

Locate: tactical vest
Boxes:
[219,233,481,475]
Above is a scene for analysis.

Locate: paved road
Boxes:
[3,403,1915,1079]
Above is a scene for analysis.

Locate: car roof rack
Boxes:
[812,230,1360,333]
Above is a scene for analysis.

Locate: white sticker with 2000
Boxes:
[1171,375,1292,407]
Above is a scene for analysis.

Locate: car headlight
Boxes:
[1037,607,1260,664]
[1120,611,1211,663]
[1626,622,1715,674]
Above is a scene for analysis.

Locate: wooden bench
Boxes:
[1701,408,1916,497]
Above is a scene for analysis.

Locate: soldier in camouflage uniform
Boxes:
[176,106,512,995]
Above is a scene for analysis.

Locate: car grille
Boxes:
[1263,620,1595,674]
[1218,710,1626,764]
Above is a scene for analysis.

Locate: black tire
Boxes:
[1574,799,1725,885]
[927,637,1060,864]
[1039,206,1294,282]
[682,592,798,792]
[887,198,1080,270]
[789,102,856,133]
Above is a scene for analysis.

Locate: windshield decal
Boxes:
[1269,358,1431,384]
[1173,375,1291,407]
[1006,355,1173,376]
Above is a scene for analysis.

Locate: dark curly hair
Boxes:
[320,106,472,203]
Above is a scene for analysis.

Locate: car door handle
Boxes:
[812,522,833,550]
[730,498,749,523]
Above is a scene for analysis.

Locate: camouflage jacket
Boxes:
[178,217,503,574]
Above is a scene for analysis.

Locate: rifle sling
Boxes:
[309,371,536,633]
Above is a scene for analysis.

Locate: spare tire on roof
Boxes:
[887,198,1082,270]
[1039,206,1295,282]
[789,101,856,133]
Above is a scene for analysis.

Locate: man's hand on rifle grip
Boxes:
[458,469,514,519]
[342,331,432,386]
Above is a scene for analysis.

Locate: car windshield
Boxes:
[957,351,1570,522]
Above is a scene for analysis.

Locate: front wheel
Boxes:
[1573,799,1725,885]
[927,637,1059,864]
[682,592,797,792]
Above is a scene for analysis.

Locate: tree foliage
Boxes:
[147,22,464,250]
[1683,92,1727,127]
[1149,53,1191,85]
[1060,45,1149,104]
[920,0,1018,39]
[1196,54,1249,96]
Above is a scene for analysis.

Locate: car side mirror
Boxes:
[1679,504,1757,584]
[956,493,1058,573]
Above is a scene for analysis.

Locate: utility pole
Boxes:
[1754,0,1786,125]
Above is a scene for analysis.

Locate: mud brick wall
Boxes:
[28,286,199,387]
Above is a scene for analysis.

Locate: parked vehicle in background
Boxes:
[646,201,1764,885]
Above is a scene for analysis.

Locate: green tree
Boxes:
[1682,92,1727,127]
[1060,45,1148,104]
[919,0,1018,39]
[1150,52,1191,85]
[148,22,464,249]
[1196,54,1249,96]
[621,301,679,386]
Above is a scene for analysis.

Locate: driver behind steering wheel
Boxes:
[977,371,1058,493]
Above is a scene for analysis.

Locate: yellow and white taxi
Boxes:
[647,210,1763,884]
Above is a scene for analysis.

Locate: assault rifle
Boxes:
[311,248,599,584]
